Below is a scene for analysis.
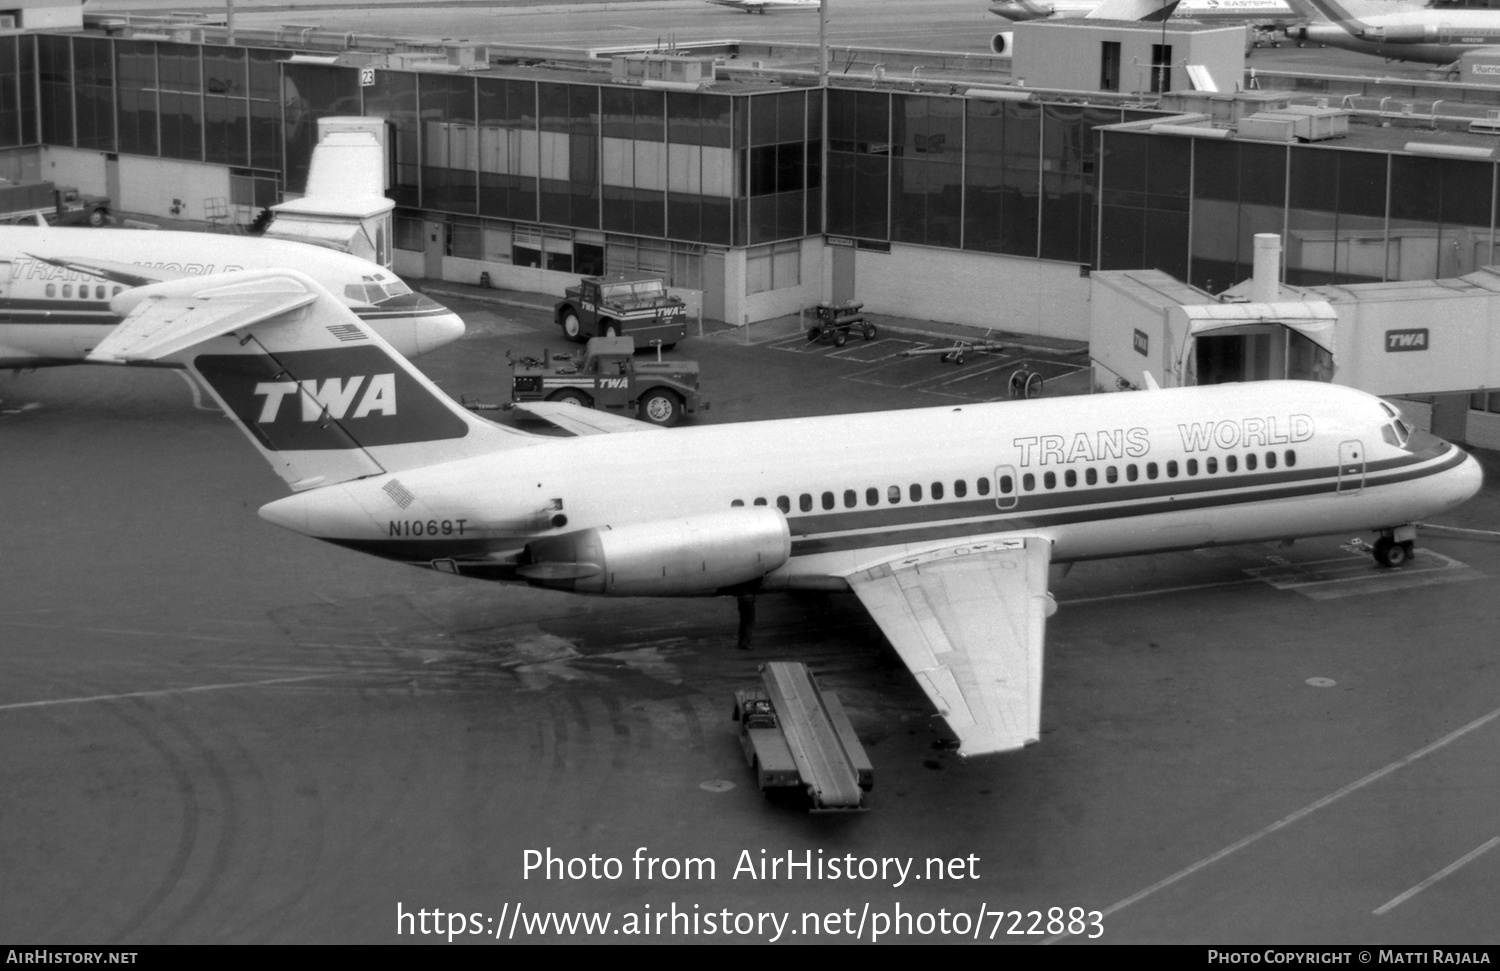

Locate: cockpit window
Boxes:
[343,279,415,305]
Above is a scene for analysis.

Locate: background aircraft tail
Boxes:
[1285,0,1363,27]
[108,269,536,492]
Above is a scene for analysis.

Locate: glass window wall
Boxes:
[37,35,72,147]
[420,75,478,214]
[73,37,113,151]
[891,94,962,249]
[477,77,538,222]
[826,88,890,242]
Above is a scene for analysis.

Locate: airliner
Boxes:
[0,226,464,368]
[95,269,1483,757]
[989,0,1298,21]
[1287,0,1500,62]
[987,0,1303,53]
[702,0,818,12]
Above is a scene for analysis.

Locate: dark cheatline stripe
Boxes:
[789,446,1465,556]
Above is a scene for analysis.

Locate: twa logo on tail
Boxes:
[254,374,398,422]
[194,345,469,451]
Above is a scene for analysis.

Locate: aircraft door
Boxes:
[995,465,1019,510]
[423,219,444,280]
[1337,440,1365,494]
[0,261,10,323]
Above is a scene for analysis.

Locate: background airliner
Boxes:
[987,0,1304,53]
[988,0,1300,23]
[98,268,1483,758]
[1287,0,1500,62]
[0,226,463,368]
[702,0,818,11]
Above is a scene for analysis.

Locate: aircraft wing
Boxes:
[509,400,665,436]
[85,274,318,363]
[26,253,191,289]
[845,536,1053,757]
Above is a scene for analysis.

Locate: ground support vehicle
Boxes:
[0,181,110,226]
[1009,366,1043,399]
[732,661,872,812]
[509,336,704,427]
[554,273,687,347]
[901,333,1011,366]
[807,301,875,347]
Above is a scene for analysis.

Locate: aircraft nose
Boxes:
[418,308,467,355]
[1455,448,1485,505]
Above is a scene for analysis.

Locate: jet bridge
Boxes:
[1091,233,1500,446]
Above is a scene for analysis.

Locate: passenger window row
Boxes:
[727,449,1301,511]
[731,477,992,514]
[45,283,124,300]
[1020,450,1299,492]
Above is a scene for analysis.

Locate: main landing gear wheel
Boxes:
[639,389,682,426]
[549,389,592,409]
[1372,536,1415,568]
[561,310,583,342]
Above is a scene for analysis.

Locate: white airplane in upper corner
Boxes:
[1286,0,1500,64]
[988,0,1300,23]
[89,266,1483,758]
[702,0,818,12]
[986,0,1304,54]
[0,225,465,369]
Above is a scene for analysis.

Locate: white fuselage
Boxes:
[1293,3,1500,62]
[259,381,1483,589]
[989,0,1299,22]
[0,227,463,366]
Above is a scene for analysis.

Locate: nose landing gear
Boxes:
[1372,525,1418,568]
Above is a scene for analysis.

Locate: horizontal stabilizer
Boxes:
[510,400,665,436]
[87,272,319,363]
[96,267,538,490]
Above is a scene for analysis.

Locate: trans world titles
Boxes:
[523,847,981,889]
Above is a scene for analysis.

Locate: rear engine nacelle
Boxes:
[518,506,791,596]
[991,31,1014,56]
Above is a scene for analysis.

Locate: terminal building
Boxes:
[2,6,1498,443]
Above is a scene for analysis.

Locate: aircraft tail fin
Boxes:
[1285,0,1362,27]
[108,268,537,492]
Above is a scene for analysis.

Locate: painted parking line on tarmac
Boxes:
[1044,703,1500,943]
[1246,550,1485,600]
[1374,837,1500,916]
[829,338,918,363]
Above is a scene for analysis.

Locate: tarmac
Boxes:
[420,278,1096,397]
